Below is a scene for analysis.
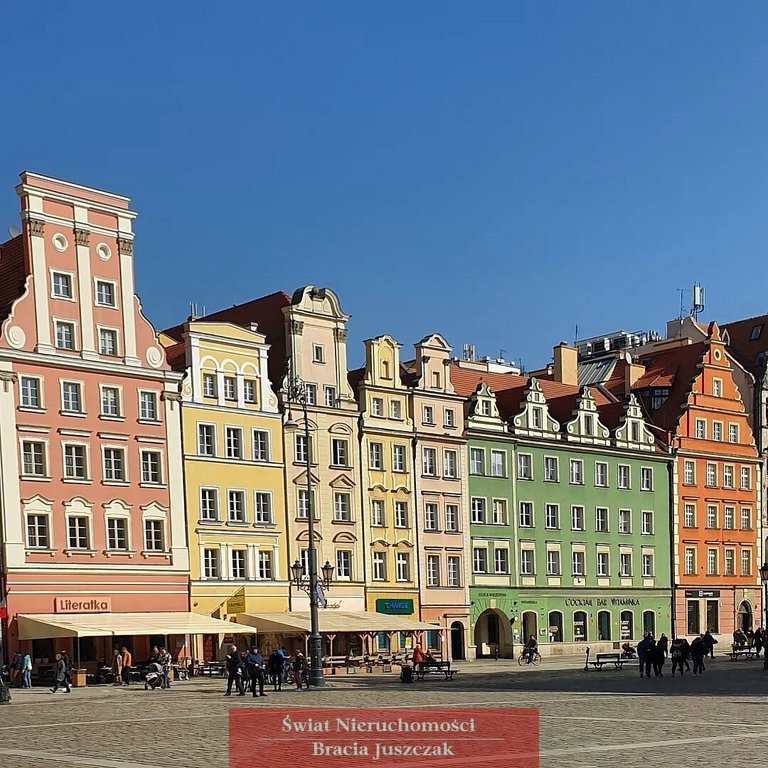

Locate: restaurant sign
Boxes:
[55,597,112,613]
[376,599,414,615]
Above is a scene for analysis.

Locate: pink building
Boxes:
[0,173,191,668]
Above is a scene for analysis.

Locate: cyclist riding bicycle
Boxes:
[523,634,538,664]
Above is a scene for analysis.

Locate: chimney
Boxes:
[625,359,645,395]
[553,342,578,386]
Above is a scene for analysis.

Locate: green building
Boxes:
[455,369,672,657]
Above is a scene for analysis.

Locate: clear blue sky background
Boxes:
[1,2,766,369]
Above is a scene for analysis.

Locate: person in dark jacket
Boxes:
[245,646,266,697]
[267,649,284,691]
[679,637,691,671]
[224,645,245,696]
[650,640,665,677]
[293,651,307,690]
[754,627,764,659]
[691,635,706,675]
[657,634,669,659]
[50,653,71,694]
[637,634,653,678]
[158,647,173,690]
[643,638,657,678]
[670,638,686,676]
[702,630,717,659]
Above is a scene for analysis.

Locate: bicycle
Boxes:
[518,649,541,666]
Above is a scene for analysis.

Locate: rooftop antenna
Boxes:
[677,288,686,320]
[574,324,579,343]
[691,283,705,320]
[7,224,20,238]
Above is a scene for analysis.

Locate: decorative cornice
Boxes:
[73,228,90,247]
[289,320,304,336]
[161,391,182,403]
[27,218,45,237]
[117,238,133,257]
[0,371,17,392]
[334,328,348,342]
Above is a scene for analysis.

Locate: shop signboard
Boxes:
[375,599,414,615]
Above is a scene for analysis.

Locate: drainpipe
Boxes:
[667,433,676,639]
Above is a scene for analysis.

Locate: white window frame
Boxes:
[97,326,120,357]
[94,278,117,308]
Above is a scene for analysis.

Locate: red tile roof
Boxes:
[0,235,28,328]
[720,313,768,376]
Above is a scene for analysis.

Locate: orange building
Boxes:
[625,324,762,640]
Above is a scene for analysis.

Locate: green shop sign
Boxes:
[376,599,414,615]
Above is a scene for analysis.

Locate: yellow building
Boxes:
[353,336,420,638]
[161,320,289,657]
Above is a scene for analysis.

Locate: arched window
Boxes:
[548,611,563,643]
[620,610,634,640]
[597,610,611,641]
[642,611,655,637]
[573,611,588,642]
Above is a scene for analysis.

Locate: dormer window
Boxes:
[584,414,594,436]
[531,407,542,429]
[630,421,640,442]
[382,360,391,379]
[432,371,441,389]
[479,400,491,417]
[751,324,763,341]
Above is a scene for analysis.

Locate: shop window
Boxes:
[548,611,563,643]
[597,611,611,641]
[620,610,634,640]
[687,601,700,635]
[32,638,55,663]
[573,611,588,642]
[377,632,390,652]
[642,611,656,637]
[706,600,719,633]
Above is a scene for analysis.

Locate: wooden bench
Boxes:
[589,653,627,670]
[726,648,756,661]
[415,661,459,680]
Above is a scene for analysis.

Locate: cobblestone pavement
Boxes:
[1,656,767,768]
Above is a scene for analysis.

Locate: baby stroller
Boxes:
[620,643,637,659]
[144,662,165,690]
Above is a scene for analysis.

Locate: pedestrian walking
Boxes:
[9,650,22,688]
[50,653,71,694]
[112,649,123,685]
[754,627,764,659]
[61,650,73,687]
[680,637,691,671]
[245,646,266,698]
[268,648,283,691]
[670,638,685,676]
[702,630,717,659]
[691,635,706,675]
[651,640,665,677]
[120,647,133,686]
[643,638,657,678]
[224,645,245,696]
[158,647,172,690]
[637,634,652,678]
[293,651,307,690]
[21,652,32,688]
[658,634,669,659]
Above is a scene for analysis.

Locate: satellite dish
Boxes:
[7,225,20,238]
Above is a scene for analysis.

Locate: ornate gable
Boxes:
[467,382,506,433]
[614,393,656,451]
[511,378,560,437]
[565,387,610,445]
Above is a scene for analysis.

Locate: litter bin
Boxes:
[72,669,87,688]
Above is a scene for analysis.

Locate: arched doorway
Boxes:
[642,611,656,638]
[573,611,588,642]
[522,611,538,643]
[738,601,753,632]
[473,609,513,657]
[450,622,465,660]
[620,610,634,640]
[597,611,611,641]
[548,611,563,643]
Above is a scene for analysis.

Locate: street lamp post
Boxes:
[760,562,768,670]
[284,374,333,688]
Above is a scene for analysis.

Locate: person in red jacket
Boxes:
[411,645,425,671]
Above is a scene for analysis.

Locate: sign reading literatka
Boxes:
[230,707,539,768]
[55,597,112,613]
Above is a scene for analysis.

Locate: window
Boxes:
[139,391,157,421]
[61,381,82,413]
[228,490,246,523]
[724,549,735,576]
[243,380,257,403]
[618,509,631,534]
[200,489,218,521]
[26,514,49,549]
[422,447,437,476]
[519,501,533,527]
[683,504,696,528]
[203,548,219,578]
[55,321,75,350]
[595,507,609,533]
[706,600,719,633]
[203,374,217,398]
[334,493,351,522]
[197,424,215,457]
[396,552,410,581]
[305,384,318,405]
[479,400,491,416]
[447,556,461,586]
[100,386,120,417]
[95,280,115,307]
[231,549,247,579]
[371,499,384,527]
[520,549,535,575]
[297,489,312,520]
[724,465,734,488]
[706,463,717,487]
[392,445,406,472]
[571,505,585,531]
[684,548,696,576]
[751,324,763,340]
[642,553,654,577]
[631,421,641,442]
[106,518,128,551]
[445,504,459,532]
[331,438,348,467]
[67,516,89,549]
[467,497,487,526]
[98,328,118,356]
[394,502,408,528]
[741,549,752,576]
[52,272,72,298]
[641,510,653,535]
[597,551,609,577]
[424,503,438,531]
[22,441,46,477]
[324,386,336,408]
[258,550,273,579]
[427,555,441,586]
[594,462,608,487]
[617,464,630,489]
[223,377,237,401]
[707,548,718,576]
[254,493,272,524]
[695,419,706,439]
[470,448,484,475]
[724,507,735,530]
[494,549,509,574]
[729,424,739,443]
[390,400,402,419]
[712,422,723,442]
[422,405,435,424]
[103,448,125,482]
[741,507,752,530]
[531,407,543,429]
[473,548,488,573]
[63,445,87,479]
[546,550,561,576]
[295,434,310,463]
[544,457,558,482]
[491,450,506,477]
[569,459,583,484]
[687,600,700,634]
[431,371,441,389]
[372,397,383,416]
[225,427,243,459]
[619,552,632,577]
[684,460,695,485]
[372,551,386,581]
[712,378,723,397]
[368,442,383,470]
[741,466,752,490]
[516,453,531,479]
[545,504,559,529]
[444,449,458,478]
[640,467,653,491]
[336,549,352,581]
[140,451,162,484]
[20,377,41,409]
[252,430,269,461]
[572,550,585,576]
[444,408,456,428]
[583,414,594,436]
[705,503,717,528]
[492,499,507,525]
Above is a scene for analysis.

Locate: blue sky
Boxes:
[1,2,767,369]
